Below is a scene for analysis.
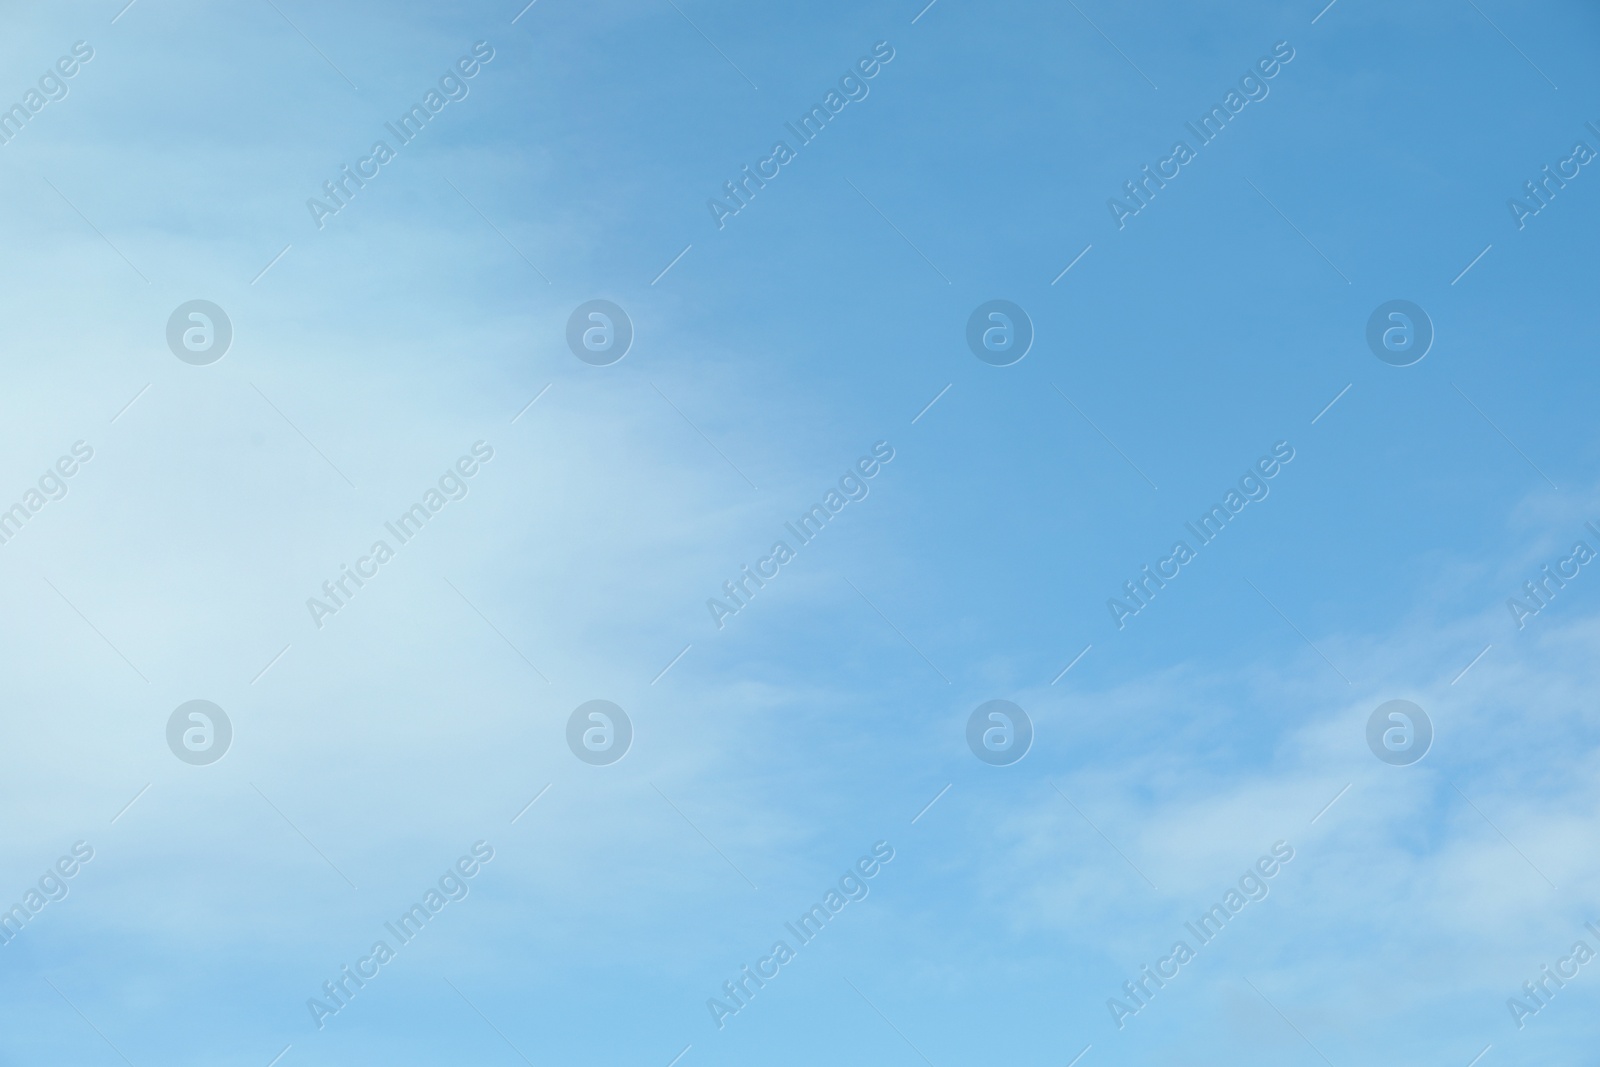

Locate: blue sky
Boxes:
[1,0,1598,1063]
